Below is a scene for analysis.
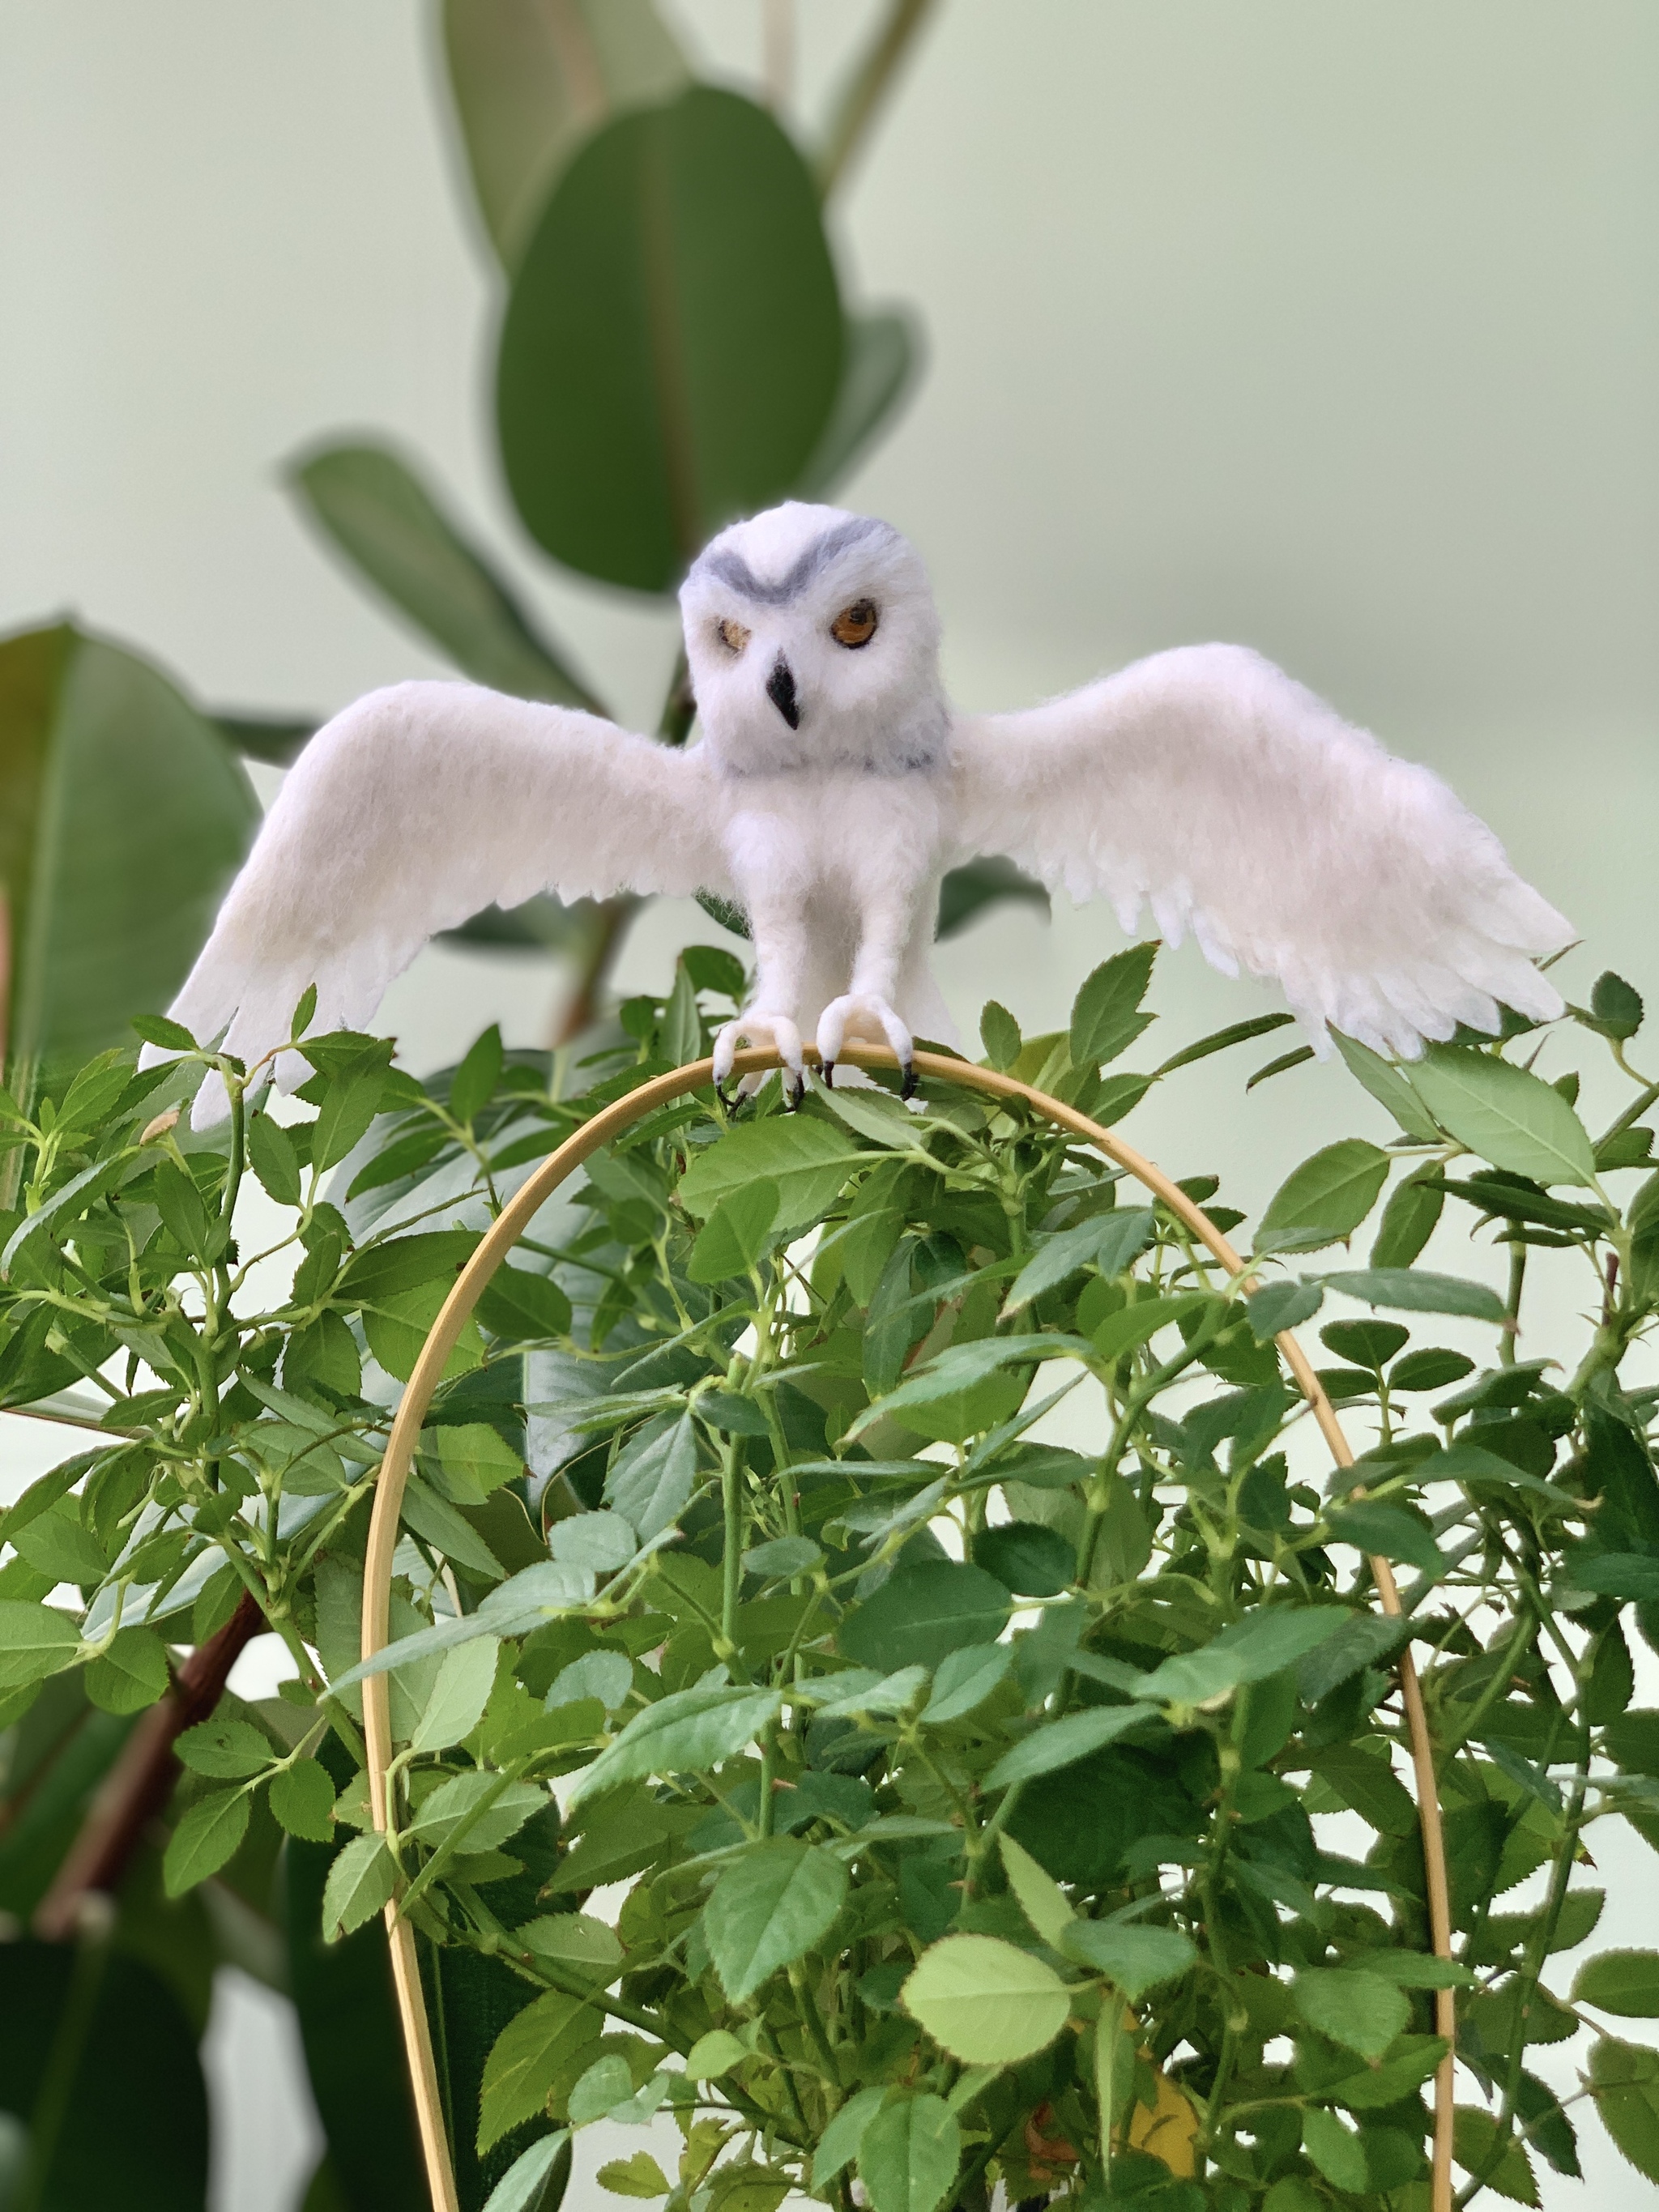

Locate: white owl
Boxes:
[164,499,1571,1120]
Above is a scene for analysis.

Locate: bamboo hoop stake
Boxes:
[360,1046,1455,2212]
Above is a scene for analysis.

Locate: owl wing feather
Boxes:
[163,680,727,1118]
[948,644,1572,1057]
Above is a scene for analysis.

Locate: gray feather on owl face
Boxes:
[679,501,949,778]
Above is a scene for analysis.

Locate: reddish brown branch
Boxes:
[32,1592,266,1939]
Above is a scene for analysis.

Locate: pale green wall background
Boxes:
[1,4,1656,2206]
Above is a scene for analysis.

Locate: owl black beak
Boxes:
[766,657,800,730]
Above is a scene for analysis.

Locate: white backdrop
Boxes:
[2,4,1657,2206]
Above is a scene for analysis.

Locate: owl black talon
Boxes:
[821,1060,835,1089]
[786,1072,806,1112]
[901,1060,917,1100]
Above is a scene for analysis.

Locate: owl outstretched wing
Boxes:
[948,644,1572,1057]
[161,680,727,1115]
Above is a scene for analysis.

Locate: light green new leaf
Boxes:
[902,1934,1071,2063]
[596,2153,672,2198]
[442,0,688,266]
[164,1787,251,1897]
[322,1831,397,1940]
[288,443,599,707]
[1058,1920,1196,2001]
[83,1624,170,1715]
[688,1179,779,1283]
[497,87,842,591]
[999,1833,1074,1947]
[1260,1140,1391,1249]
[858,2094,961,2212]
[705,1838,849,2001]
[0,1600,83,1690]
[565,1682,782,1809]
[1573,1951,1659,2018]
[678,1116,864,1231]
[411,1772,545,1852]
[1410,1044,1597,1187]
[411,1636,501,1753]
[984,1702,1155,1791]
[1294,1968,1410,2059]
[479,2131,574,2212]
[0,623,257,1076]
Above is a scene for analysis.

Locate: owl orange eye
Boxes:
[715,617,750,654]
[830,599,878,649]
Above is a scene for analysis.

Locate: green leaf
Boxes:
[1586,970,1644,1039]
[678,1115,864,1232]
[1330,1030,1440,1140]
[1320,1267,1508,1322]
[997,1833,1074,1946]
[1452,2106,1538,2205]
[312,1052,393,1172]
[1246,1280,1324,1342]
[519,1914,624,1975]
[813,2086,888,2188]
[934,855,1048,944]
[1137,1607,1349,1707]
[14,1502,107,1586]
[597,2154,671,2198]
[322,1832,398,1941]
[1573,1950,1659,2017]
[412,1773,545,1853]
[798,309,922,499]
[164,1787,252,1897]
[249,1113,302,1207]
[1004,1208,1154,1312]
[498,87,842,591]
[269,1758,337,1843]
[851,1335,1090,1438]
[1303,2108,1368,2194]
[1295,1967,1410,2059]
[411,1638,501,1754]
[290,442,599,707]
[441,0,689,266]
[1297,1611,1411,1703]
[84,1624,170,1715]
[1088,1291,1214,1363]
[477,1264,574,1342]
[979,1000,1021,1070]
[1410,1044,1597,1186]
[605,1411,697,1541]
[436,1421,522,1504]
[1326,1501,1445,1575]
[566,1682,782,1809]
[705,1839,849,2002]
[1309,1744,1418,1837]
[448,1025,505,1123]
[1589,2036,1659,2183]
[857,2094,961,2212]
[983,1702,1155,1790]
[923,1642,1013,1725]
[1390,1346,1473,1391]
[0,623,257,1073]
[478,1990,600,2154]
[0,1599,82,1689]
[972,1520,1075,1596]
[480,2131,574,2212]
[1057,1920,1196,2000]
[1260,1140,1391,1249]
[176,1718,273,1779]
[1155,1010,1296,1076]
[1069,944,1158,1068]
[902,1934,1071,2063]
[839,1560,1009,1673]
[688,1180,780,1283]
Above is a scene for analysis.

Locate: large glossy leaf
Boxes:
[1410,1044,1597,1187]
[441,0,688,266]
[289,443,600,710]
[497,87,843,591]
[0,624,256,1077]
[0,1941,208,2210]
[797,309,922,498]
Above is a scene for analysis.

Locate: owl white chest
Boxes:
[716,765,950,910]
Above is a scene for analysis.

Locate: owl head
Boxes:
[680,501,948,777]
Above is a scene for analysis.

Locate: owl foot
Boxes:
[816,995,914,1094]
[712,1011,804,1106]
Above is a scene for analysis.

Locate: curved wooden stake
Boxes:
[360,1046,1455,2212]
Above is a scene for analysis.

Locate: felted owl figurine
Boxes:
[164,500,1571,1122]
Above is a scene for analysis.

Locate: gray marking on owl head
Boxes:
[691,514,896,607]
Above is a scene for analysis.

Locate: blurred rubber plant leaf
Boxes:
[288,443,600,710]
[441,0,689,268]
[934,855,1049,942]
[497,87,843,593]
[796,309,921,497]
[0,623,257,1081]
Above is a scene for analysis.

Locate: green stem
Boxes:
[814,0,939,196]
[721,1435,746,1658]
[13,1912,113,2212]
